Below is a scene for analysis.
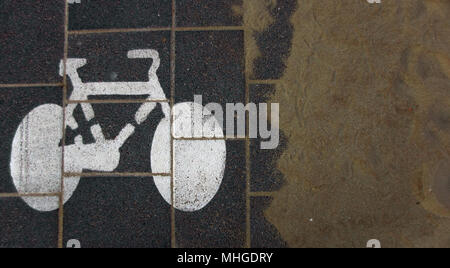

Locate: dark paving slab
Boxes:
[250,137,286,192]
[65,101,165,173]
[176,0,243,27]
[0,197,58,248]
[0,0,65,84]
[63,176,171,248]
[0,87,63,193]
[69,0,172,30]
[175,30,245,136]
[68,31,170,98]
[249,84,286,192]
[251,196,286,248]
[249,84,276,104]
[251,0,297,80]
[175,31,244,104]
[175,141,246,248]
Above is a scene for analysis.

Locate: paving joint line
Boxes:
[69,27,172,35]
[67,26,244,35]
[173,137,246,141]
[63,172,171,178]
[170,0,177,249]
[175,26,244,32]
[0,83,64,88]
[249,192,276,197]
[248,80,280,85]
[66,99,169,104]
[244,26,252,249]
[0,193,61,198]
[58,0,69,249]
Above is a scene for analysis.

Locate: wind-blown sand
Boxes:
[244,0,450,247]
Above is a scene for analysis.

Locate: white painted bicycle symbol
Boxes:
[10,49,226,213]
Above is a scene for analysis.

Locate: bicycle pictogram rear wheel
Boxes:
[10,104,80,212]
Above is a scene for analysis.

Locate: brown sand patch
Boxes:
[243,0,450,247]
[243,0,276,75]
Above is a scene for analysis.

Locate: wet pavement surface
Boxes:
[0,0,285,248]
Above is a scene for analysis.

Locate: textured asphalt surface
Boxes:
[0,0,288,248]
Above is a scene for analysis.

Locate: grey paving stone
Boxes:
[175,141,246,248]
[69,0,172,30]
[176,0,243,27]
[251,196,286,248]
[0,0,65,83]
[0,197,59,248]
[175,30,245,136]
[249,84,286,192]
[63,176,171,248]
[250,137,286,193]
[251,0,297,80]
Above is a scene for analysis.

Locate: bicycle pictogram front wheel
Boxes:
[151,102,227,212]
